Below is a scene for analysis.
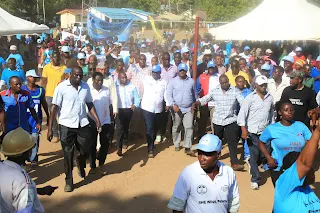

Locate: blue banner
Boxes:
[87,12,133,42]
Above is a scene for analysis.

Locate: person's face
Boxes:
[236,78,245,90]
[87,46,92,52]
[244,50,249,55]
[304,66,311,77]
[172,47,178,53]
[174,53,181,65]
[152,71,161,80]
[93,75,103,90]
[304,168,315,185]
[52,54,60,66]
[258,60,264,69]
[119,73,127,85]
[261,70,270,78]
[10,50,17,54]
[10,78,21,93]
[203,54,212,63]
[272,69,283,80]
[7,59,16,70]
[139,55,146,68]
[290,77,301,89]
[117,62,124,71]
[76,40,81,47]
[89,56,97,65]
[239,60,246,70]
[231,61,239,72]
[278,103,294,121]
[220,77,230,91]
[79,59,86,66]
[162,54,170,67]
[27,76,37,84]
[88,66,96,75]
[183,52,190,60]
[284,60,293,71]
[70,68,83,85]
[95,48,101,55]
[104,45,109,52]
[63,51,71,59]
[151,58,158,66]
[178,69,187,79]
[214,56,222,66]
[198,150,219,172]
[208,67,215,75]
[251,62,257,70]
[296,51,302,57]
[256,83,267,95]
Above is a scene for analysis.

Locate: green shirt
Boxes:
[82,65,89,75]
[303,77,314,89]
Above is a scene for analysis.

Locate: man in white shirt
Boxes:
[88,72,112,176]
[141,65,167,158]
[239,46,251,63]
[268,66,289,104]
[47,66,101,192]
[168,134,240,213]
[281,55,294,86]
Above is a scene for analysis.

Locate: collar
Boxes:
[197,161,223,177]
[252,90,271,99]
[2,159,22,170]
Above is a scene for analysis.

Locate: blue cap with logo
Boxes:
[261,64,271,71]
[178,63,188,71]
[194,134,222,152]
[283,55,294,63]
[244,46,250,51]
[65,68,72,74]
[152,65,161,73]
[207,61,216,68]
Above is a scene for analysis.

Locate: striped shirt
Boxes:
[237,91,274,134]
[198,86,244,126]
[127,63,151,98]
[160,64,178,83]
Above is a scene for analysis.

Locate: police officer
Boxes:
[0,128,57,213]
[168,134,240,213]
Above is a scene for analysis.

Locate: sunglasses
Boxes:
[179,69,187,72]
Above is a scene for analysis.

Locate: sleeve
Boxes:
[132,87,140,108]
[1,70,7,83]
[259,126,272,143]
[301,122,312,140]
[308,90,318,110]
[237,95,251,127]
[198,89,214,106]
[19,56,24,66]
[110,79,118,113]
[280,87,289,101]
[166,79,174,107]
[228,171,240,213]
[236,90,245,106]
[52,85,62,107]
[26,93,35,109]
[196,77,202,95]
[85,87,93,103]
[167,171,190,211]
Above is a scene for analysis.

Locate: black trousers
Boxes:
[109,105,115,142]
[60,124,91,185]
[270,169,282,187]
[89,121,111,168]
[198,105,209,139]
[116,108,133,149]
[142,109,162,151]
[213,122,240,165]
[158,101,172,138]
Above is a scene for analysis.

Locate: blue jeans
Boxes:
[242,138,250,159]
[30,132,40,162]
[142,109,161,151]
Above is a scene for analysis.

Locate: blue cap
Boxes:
[65,68,72,74]
[261,64,271,71]
[194,134,222,152]
[181,47,190,54]
[283,55,294,63]
[207,61,216,68]
[178,63,188,71]
[61,46,70,52]
[152,65,161,73]
[316,56,320,62]
[174,49,181,54]
[77,52,86,59]
[244,46,250,51]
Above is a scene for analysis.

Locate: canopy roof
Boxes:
[156,12,183,21]
[210,0,320,41]
[0,8,49,36]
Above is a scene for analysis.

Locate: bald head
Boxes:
[219,74,230,91]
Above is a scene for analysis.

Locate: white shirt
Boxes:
[141,76,167,113]
[282,73,291,87]
[208,74,220,107]
[96,54,106,64]
[0,160,44,213]
[168,161,240,213]
[268,78,289,104]
[116,82,140,109]
[89,85,111,125]
[239,52,251,63]
[52,80,93,128]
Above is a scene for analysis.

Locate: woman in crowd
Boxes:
[258,100,312,186]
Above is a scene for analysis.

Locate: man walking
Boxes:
[237,75,274,190]
[47,66,101,192]
[195,75,245,171]
[166,63,196,157]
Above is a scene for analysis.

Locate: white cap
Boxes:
[266,49,273,54]
[141,44,146,48]
[61,46,70,52]
[25,69,40,78]
[255,75,268,85]
[77,52,86,59]
[295,47,302,52]
[181,47,190,54]
[203,49,212,55]
[10,45,17,51]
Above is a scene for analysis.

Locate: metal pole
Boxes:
[192,16,199,81]
[81,0,84,26]
[42,0,46,24]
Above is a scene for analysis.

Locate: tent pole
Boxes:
[42,0,46,24]
[192,16,199,81]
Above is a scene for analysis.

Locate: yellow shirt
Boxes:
[225,70,250,86]
[42,63,66,97]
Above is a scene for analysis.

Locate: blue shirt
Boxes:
[311,67,320,93]
[0,57,5,72]
[22,85,44,133]
[1,68,26,86]
[6,53,24,69]
[259,121,311,171]
[166,76,196,113]
[241,88,251,98]
[0,89,35,133]
[274,162,320,213]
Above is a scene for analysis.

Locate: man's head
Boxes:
[86,44,93,53]
[239,58,247,70]
[214,55,222,67]
[243,46,250,55]
[9,45,17,54]
[61,46,71,59]
[151,64,161,80]
[304,64,312,77]
[261,64,271,78]
[134,49,141,62]
[283,55,294,72]
[26,69,40,85]
[251,60,258,70]
[95,47,101,55]
[272,66,284,81]
[116,60,124,71]
[295,59,305,71]
[7,58,16,70]
[181,47,190,60]
[77,52,86,66]
[9,76,22,94]
[92,71,104,90]
[230,60,240,73]
[139,54,147,68]
[177,63,188,79]
[235,75,246,90]
[289,70,304,89]
[255,75,268,95]
[295,47,303,57]
[207,61,217,75]
[70,66,83,86]
[219,75,230,91]
[118,71,127,85]
[151,56,159,66]
[174,52,182,66]
[265,49,273,57]
[52,51,61,66]
[203,49,213,64]
[162,52,170,67]
[88,55,98,66]
[194,134,222,173]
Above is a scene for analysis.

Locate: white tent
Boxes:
[210,0,320,41]
[0,7,49,36]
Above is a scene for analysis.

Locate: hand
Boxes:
[191,103,197,113]
[173,104,180,113]
[267,157,278,169]
[165,106,170,112]
[113,112,118,119]
[47,128,53,142]
[36,123,41,132]
[131,105,136,111]
[38,186,58,196]
[97,124,102,133]
[241,128,248,139]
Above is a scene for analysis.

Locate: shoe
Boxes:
[117,149,123,157]
[99,166,108,176]
[250,182,259,190]
[231,164,245,171]
[89,168,96,175]
[174,147,181,152]
[244,157,251,173]
[76,157,86,179]
[155,135,162,142]
[148,151,154,158]
[64,184,74,192]
[123,144,128,149]
[51,136,60,143]
[185,148,197,157]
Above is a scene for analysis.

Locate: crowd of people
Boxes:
[0,32,320,213]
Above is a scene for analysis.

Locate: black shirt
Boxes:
[280,86,318,127]
[197,62,207,78]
